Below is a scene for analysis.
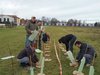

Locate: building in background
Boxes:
[0,14,20,26]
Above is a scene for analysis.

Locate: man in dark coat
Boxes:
[75,41,96,66]
[17,42,39,67]
[58,34,77,53]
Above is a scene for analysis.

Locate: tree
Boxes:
[94,22,100,27]
[50,18,59,26]
[67,19,74,26]
[41,16,48,25]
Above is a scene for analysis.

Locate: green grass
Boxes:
[0,26,100,75]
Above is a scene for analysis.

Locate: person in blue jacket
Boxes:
[58,34,77,53]
[75,41,96,66]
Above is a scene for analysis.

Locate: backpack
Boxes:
[42,33,48,43]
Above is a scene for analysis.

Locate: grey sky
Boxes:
[0,0,100,21]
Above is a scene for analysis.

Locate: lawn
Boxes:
[0,26,100,75]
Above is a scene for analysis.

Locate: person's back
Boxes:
[42,33,50,43]
[17,46,34,59]
[79,43,95,57]
[17,48,28,59]
[59,34,76,44]
[58,34,77,52]
[65,34,76,42]
[85,44,95,57]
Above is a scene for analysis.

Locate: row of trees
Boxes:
[94,22,100,27]
[19,16,100,27]
[41,16,100,27]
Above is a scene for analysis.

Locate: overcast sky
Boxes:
[0,0,100,21]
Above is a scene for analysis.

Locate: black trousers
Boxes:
[32,54,39,63]
[65,37,76,53]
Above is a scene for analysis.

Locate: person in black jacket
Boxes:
[42,32,50,43]
[17,42,39,67]
[75,41,95,66]
[58,34,77,53]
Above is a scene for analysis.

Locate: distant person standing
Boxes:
[25,16,38,47]
[58,34,77,53]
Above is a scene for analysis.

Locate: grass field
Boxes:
[0,26,100,75]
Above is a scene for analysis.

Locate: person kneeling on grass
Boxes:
[58,34,77,55]
[74,41,96,67]
[17,41,40,68]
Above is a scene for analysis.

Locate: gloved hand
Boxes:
[31,31,34,33]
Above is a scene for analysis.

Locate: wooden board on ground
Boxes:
[44,51,51,53]
[45,46,50,48]
[37,73,45,75]
[45,54,50,57]
[44,48,50,50]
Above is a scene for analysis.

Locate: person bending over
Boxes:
[75,41,96,67]
[58,34,77,53]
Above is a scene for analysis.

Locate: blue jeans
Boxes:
[19,57,29,64]
[84,54,92,64]
[25,35,31,47]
